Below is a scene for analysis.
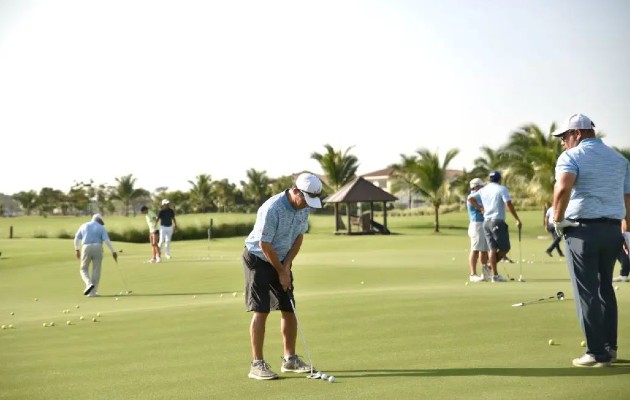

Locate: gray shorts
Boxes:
[483,219,511,251]
[468,221,489,252]
[242,248,293,313]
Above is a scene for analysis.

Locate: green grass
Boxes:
[1,212,629,399]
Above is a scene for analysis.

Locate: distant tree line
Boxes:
[5,122,629,233]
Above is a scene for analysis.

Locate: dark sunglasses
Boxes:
[299,189,322,198]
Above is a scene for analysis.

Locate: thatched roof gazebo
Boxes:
[323,176,398,235]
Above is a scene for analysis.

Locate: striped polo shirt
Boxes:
[245,191,310,261]
[555,138,630,220]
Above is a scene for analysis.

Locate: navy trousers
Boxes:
[564,221,621,361]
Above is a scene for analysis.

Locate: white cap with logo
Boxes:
[295,173,323,208]
[552,113,595,137]
[161,199,170,205]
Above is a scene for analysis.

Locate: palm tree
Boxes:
[310,144,359,190]
[188,174,214,213]
[410,148,460,232]
[240,169,272,207]
[389,154,420,209]
[311,144,359,229]
[502,123,562,205]
[472,146,508,177]
[212,179,237,212]
[111,174,147,216]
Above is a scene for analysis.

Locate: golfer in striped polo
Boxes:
[552,113,630,367]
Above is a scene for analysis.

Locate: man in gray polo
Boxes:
[552,113,630,367]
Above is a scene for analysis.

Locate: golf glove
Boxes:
[553,219,579,236]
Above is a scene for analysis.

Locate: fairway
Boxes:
[1,213,629,400]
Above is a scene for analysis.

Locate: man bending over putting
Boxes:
[242,172,322,380]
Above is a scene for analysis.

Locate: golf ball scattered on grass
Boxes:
[92,318,97,322]
[548,339,554,345]
[50,322,55,327]
[96,312,101,317]
[614,286,619,291]
[43,323,47,327]
[232,292,237,297]
[66,321,71,325]
[360,281,364,285]
[328,376,335,383]
[80,316,85,320]
[320,373,328,380]
[580,340,586,347]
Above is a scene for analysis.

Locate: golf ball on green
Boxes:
[328,376,335,383]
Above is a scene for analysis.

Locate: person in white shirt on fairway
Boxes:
[468,171,522,282]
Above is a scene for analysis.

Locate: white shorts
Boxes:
[468,221,489,252]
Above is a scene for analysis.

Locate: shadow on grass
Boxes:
[327,364,630,378]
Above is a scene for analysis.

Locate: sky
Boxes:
[1,0,629,195]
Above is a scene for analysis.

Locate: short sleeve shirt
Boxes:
[555,138,630,220]
[245,191,310,261]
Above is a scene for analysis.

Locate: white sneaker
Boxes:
[491,274,508,282]
[612,276,629,282]
[156,257,162,263]
[469,275,484,283]
[572,354,611,367]
[166,255,172,260]
[481,265,490,281]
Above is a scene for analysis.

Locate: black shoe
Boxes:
[83,284,95,296]
[546,250,553,257]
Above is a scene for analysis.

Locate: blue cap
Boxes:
[488,171,501,182]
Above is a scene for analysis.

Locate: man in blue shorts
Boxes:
[468,171,522,282]
[552,113,630,367]
[242,172,322,380]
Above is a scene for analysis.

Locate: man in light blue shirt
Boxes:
[73,214,118,296]
[552,113,630,367]
[243,172,322,380]
[468,171,522,282]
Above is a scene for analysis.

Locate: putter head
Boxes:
[556,291,564,300]
[307,371,322,379]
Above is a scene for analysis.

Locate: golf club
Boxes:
[114,254,132,295]
[518,225,525,282]
[512,291,564,307]
[288,291,320,379]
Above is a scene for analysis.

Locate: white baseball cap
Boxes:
[161,199,170,205]
[469,178,484,189]
[295,173,323,208]
[552,113,595,137]
[92,213,105,225]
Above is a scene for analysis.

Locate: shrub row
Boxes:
[51,222,256,243]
